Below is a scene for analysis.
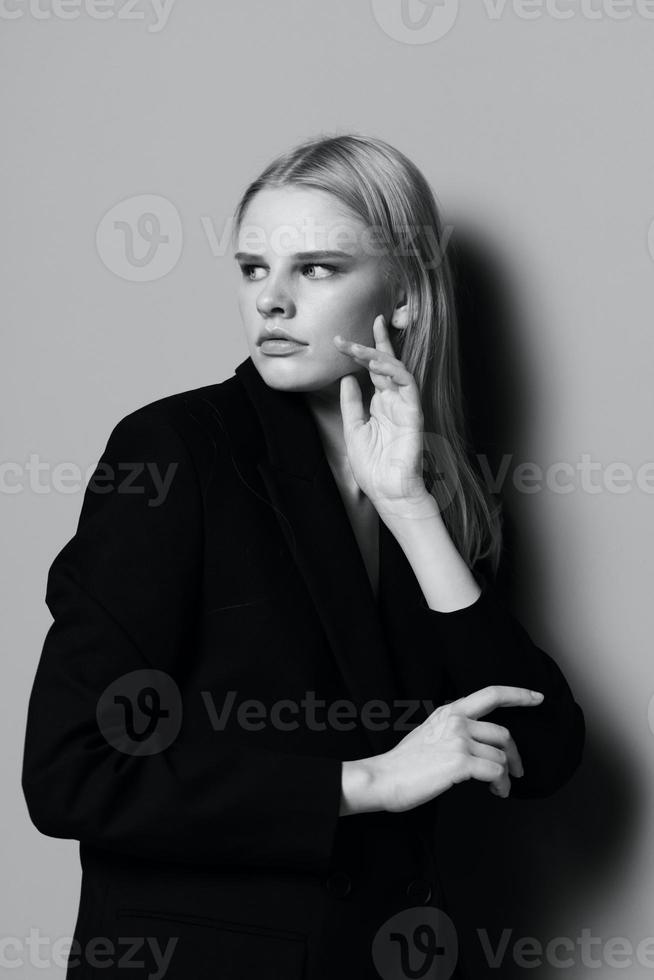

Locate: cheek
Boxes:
[236,290,247,318]
[237,291,258,334]
[316,282,385,339]
[338,295,384,344]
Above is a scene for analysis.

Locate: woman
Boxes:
[22,134,585,980]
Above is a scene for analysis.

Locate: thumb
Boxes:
[339,373,365,436]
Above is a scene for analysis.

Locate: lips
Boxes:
[257,331,306,345]
[259,339,307,355]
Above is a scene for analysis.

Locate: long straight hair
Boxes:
[232,133,502,576]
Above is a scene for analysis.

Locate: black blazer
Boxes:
[22,354,585,980]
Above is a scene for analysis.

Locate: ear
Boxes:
[389,287,410,330]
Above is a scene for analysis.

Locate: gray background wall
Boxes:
[3,1,653,976]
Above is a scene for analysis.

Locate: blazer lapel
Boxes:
[234,355,402,756]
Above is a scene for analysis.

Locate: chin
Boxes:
[252,350,341,394]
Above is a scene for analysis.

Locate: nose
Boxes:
[256,272,296,319]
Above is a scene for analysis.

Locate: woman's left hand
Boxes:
[334,314,431,513]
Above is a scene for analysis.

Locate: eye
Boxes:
[239,262,339,282]
[240,264,266,281]
[302,263,338,279]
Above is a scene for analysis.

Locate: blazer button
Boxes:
[325,871,352,898]
[406,878,432,904]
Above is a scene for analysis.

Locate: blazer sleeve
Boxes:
[21,409,343,874]
[413,574,586,799]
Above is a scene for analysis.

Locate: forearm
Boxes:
[377,491,482,612]
[383,493,586,798]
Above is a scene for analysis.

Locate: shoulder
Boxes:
[101,371,261,470]
[111,373,238,432]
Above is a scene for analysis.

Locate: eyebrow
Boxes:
[233,249,354,262]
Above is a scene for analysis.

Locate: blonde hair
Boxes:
[232,132,502,577]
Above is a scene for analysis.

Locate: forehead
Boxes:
[236,186,368,256]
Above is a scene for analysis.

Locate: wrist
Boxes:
[372,488,441,525]
[339,757,385,816]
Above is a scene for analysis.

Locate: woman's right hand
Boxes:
[340,685,544,816]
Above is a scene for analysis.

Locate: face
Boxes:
[234,186,405,398]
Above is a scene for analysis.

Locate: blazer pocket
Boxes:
[206,593,284,614]
[114,907,307,980]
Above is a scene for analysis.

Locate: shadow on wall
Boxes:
[430,227,638,980]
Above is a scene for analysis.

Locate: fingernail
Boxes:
[530,690,544,699]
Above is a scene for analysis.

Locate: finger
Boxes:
[468,719,524,777]
[339,373,365,432]
[489,773,512,799]
[464,755,506,789]
[334,337,400,391]
[468,738,507,770]
[368,356,414,387]
[452,685,545,721]
[369,371,394,393]
[334,334,407,380]
[367,359,395,392]
[335,337,383,363]
[373,313,396,356]
[337,340,414,391]
[468,740,511,798]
